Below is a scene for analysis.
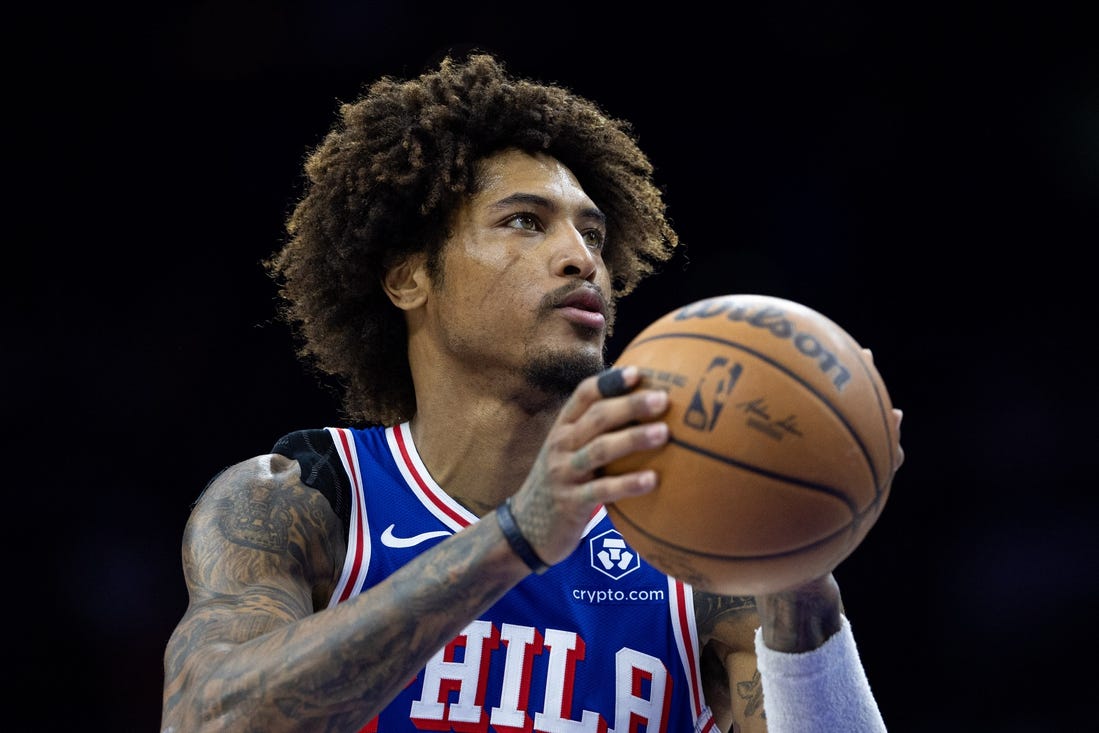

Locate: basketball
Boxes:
[604,293,898,596]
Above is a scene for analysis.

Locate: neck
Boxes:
[407,372,563,516]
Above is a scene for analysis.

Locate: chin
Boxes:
[523,347,606,399]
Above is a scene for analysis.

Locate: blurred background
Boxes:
[11,1,1097,730]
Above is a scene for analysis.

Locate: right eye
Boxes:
[503,213,544,232]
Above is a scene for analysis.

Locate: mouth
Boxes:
[554,285,608,331]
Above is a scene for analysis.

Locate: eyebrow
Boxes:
[489,192,606,226]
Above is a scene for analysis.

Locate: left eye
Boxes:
[582,229,606,250]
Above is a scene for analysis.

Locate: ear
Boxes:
[381,253,430,311]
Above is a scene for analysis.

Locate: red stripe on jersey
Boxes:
[674,580,705,719]
[393,423,471,527]
[335,428,367,604]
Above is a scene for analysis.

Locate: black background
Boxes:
[12,2,1098,731]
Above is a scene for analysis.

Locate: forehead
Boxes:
[471,149,590,205]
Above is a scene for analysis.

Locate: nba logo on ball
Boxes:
[684,357,742,432]
[604,294,899,596]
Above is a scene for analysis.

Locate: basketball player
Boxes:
[161,53,903,733]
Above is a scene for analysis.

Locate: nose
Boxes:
[552,227,599,281]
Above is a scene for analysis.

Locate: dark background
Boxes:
[12,2,1097,731]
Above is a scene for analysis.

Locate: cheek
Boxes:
[596,265,613,291]
[452,242,533,303]
[454,232,514,269]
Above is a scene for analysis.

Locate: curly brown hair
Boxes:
[266,52,681,426]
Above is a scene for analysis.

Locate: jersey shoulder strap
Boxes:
[270,428,352,535]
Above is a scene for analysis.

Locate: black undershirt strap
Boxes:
[270,429,352,537]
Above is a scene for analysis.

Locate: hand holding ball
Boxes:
[605,294,900,596]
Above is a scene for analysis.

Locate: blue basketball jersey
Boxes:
[325,423,716,733]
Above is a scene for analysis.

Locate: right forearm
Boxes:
[752,576,885,732]
[163,516,528,733]
[754,575,843,653]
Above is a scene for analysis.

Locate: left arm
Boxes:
[695,590,768,733]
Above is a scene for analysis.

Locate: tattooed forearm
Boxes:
[756,574,843,652]
[736,669,765,719]
[694,590,758,637]
[694,589,768,732]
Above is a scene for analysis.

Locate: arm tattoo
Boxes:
[162,456,524,733]
[215,484,295,553]
[694,590,766,730]
[694,590,757,637]
[736,669,765,719]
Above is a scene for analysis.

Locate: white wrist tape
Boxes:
[754,616,887,732]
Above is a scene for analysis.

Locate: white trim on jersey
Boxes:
[387,422,478,531]
[582,505,607,535]
[326,427,372,608]
[669,577,717,732]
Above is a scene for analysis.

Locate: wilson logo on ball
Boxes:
[674,299,853,392]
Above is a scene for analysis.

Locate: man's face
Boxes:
[425,148,615,397]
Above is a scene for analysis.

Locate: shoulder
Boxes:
[184,448,347,599]
[182,426,347,547]
[189,452,331,532]
[191,429,348,524]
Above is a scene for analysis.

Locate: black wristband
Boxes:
[496,497,548,575]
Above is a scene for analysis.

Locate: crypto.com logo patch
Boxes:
[588,528,641,580]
